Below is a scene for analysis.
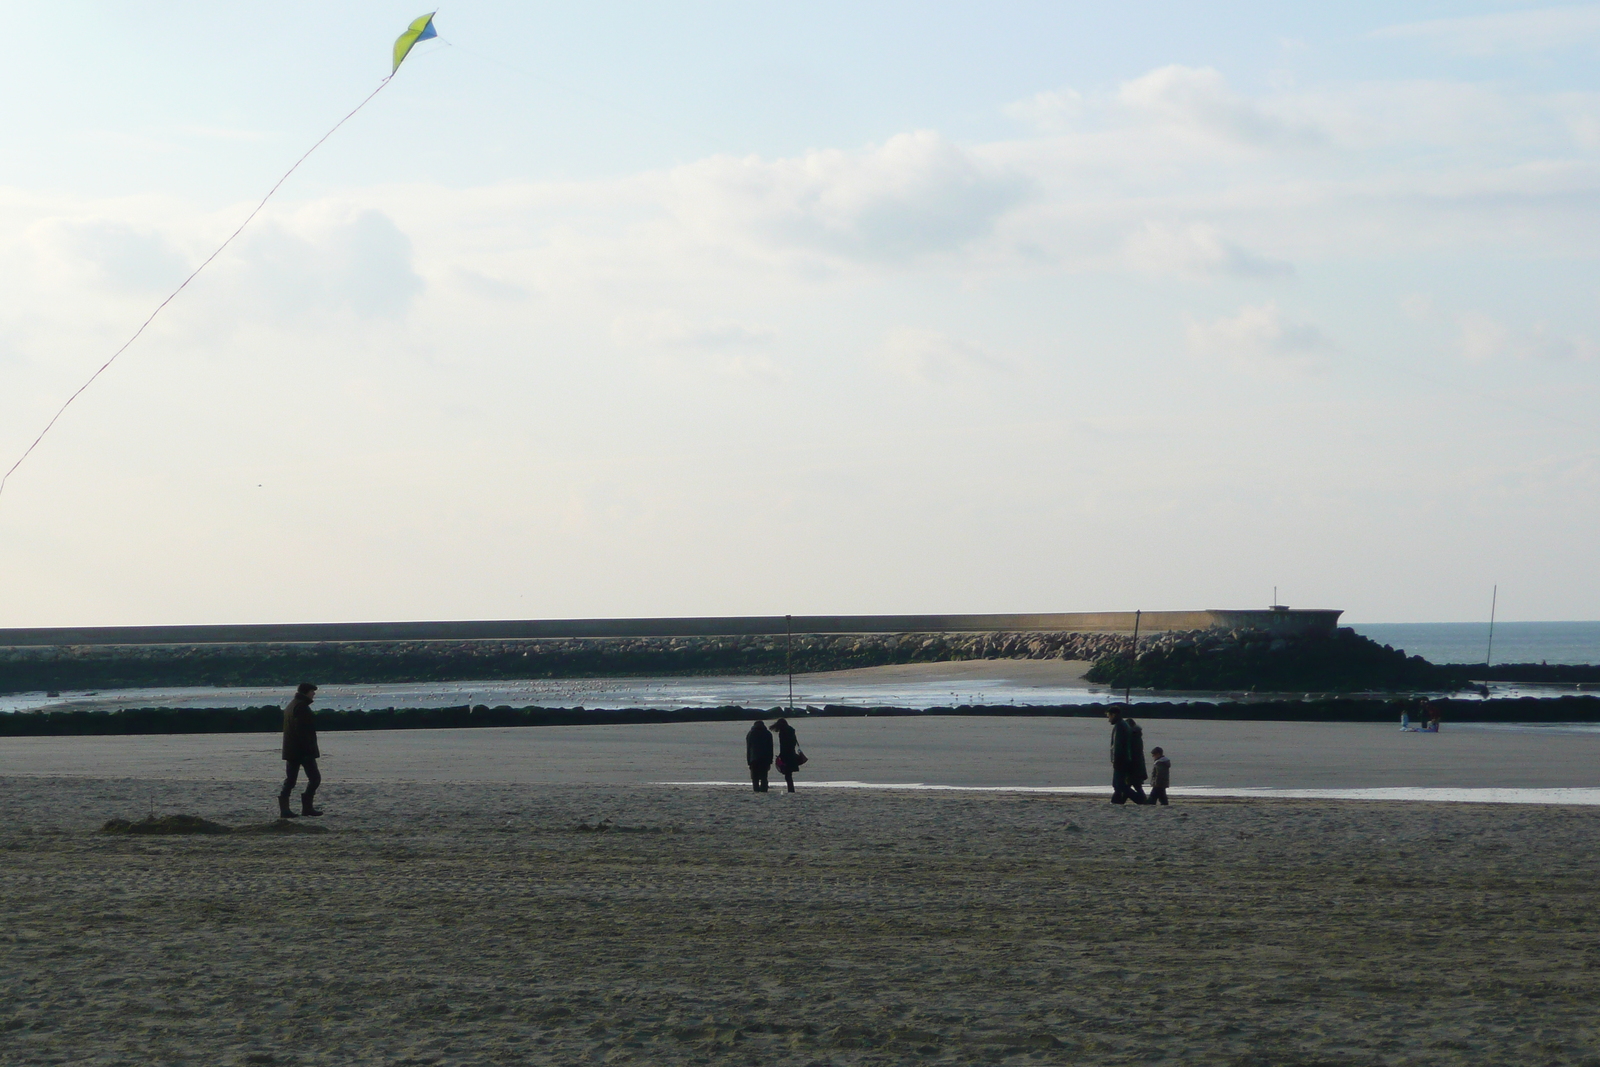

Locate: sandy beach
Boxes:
[5,718,1599,1065]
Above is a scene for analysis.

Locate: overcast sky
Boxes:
[1,2,1597,626]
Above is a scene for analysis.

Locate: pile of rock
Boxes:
[1086,626,1446,692]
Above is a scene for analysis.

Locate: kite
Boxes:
[0,14,441,503]
[394,13,439,73]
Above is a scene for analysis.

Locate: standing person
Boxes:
[278,683,323,818]
[1106,708,1147,805]
[770,718,805,793]
[1149,746,1172,806]
[746,718,774,792]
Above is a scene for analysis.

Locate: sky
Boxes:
[1,1,1597,626]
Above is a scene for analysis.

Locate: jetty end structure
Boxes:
[0,608,1341,647]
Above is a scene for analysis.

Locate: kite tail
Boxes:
[0,75,396,503]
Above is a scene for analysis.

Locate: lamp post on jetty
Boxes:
[786,614,793,713]
[1126,609,1141,705]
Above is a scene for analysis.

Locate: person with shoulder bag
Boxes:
[770,718,807,793]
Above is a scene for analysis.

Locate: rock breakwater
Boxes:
[0,631,1126,694]
[1089,626,1447,692]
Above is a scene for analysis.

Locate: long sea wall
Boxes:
[0,631,1123,693]
[0,608,1342,647]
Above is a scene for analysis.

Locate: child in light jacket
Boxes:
[1149,747,1172,806]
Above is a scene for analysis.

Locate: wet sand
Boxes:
[2,715,1596,789]
[4,719,1599,1065]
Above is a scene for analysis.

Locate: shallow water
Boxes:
[2,674,1592,715]
[0,672,1135,714]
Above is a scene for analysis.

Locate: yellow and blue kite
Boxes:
[393,12,438,73]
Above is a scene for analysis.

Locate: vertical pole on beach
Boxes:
[1485,585,1498,667]
[786,614,793,712]
[1126,609,1141,704]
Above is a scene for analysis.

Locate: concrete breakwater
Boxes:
[0,631,1129,693]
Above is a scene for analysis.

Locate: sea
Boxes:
[1347,621,1600,665]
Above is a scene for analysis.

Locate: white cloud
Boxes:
[1375,5,1600,56]
[211,204,425,322]
[1400,293,1434,320]
[24,217,190,294]
[1186,303,1331,375]
[879,327,1011,383]
[1115,65,1322,148]
[1123,221,1293,279]
[663,131,1031,263]
[611,310,774,351]
[1003,88,1085,133]
[1459,313,1599,362]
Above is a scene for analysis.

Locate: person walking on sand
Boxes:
[1106,708,1147,805]
[1149,746,1172,806]
[278,682,323,818]
[770,717,805,793]
[746,718,774,792]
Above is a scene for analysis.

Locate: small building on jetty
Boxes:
[0,608,1340,647]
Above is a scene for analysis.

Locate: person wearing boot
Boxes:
[278,682,323,818]
[745,718,774,792]
[1106,707,1147,805]
[770,717,804,793]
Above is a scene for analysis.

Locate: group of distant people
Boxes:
[1106,706,1172,805]
[744,717,804,792]
[271,683,1178,818]
[1400,699,1443,733]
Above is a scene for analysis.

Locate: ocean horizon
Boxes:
[1348,621,1600,665]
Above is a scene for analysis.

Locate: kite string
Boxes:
[0,75,396,501]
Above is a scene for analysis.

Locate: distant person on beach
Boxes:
[1106,708,1148,805]
[279,683,323,818]
[1423,701,1442,732]
[770,718,805,793]
[1149,747,1171,806]
[746,719,774,792]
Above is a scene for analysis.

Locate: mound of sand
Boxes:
[100,814,232,835]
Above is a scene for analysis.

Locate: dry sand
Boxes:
[4,719,1600,1065]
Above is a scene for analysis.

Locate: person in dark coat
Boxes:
[278,682,323,818]
[770,718,802,793]
[1106,707,1147,805]
[746,719,774,792]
